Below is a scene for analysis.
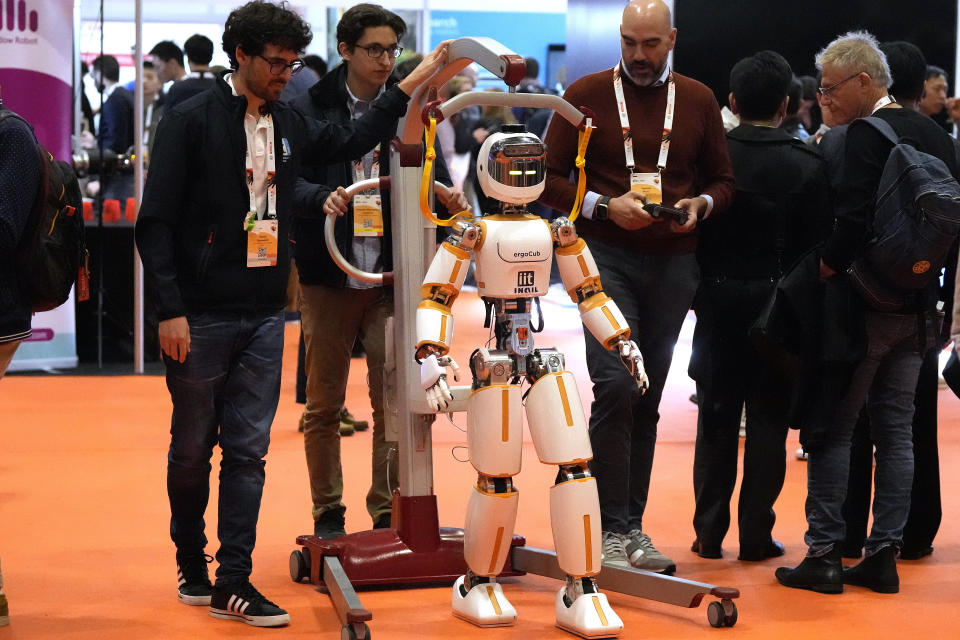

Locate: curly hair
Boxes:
[222,1,313,70]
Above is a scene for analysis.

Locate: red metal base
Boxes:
[295,494,526,588]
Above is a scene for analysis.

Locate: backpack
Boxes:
[846,116,960,312]
[0,106,89,312]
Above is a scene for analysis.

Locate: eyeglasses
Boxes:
[257,55,304,75]
[354,43,403,59]
[817,71,863,98]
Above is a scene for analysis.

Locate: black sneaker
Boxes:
[314,507,346,538]
[176,553,213,606]
[209,581,290,627]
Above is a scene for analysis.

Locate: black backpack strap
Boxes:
[859,116,900,146]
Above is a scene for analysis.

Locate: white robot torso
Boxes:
[474,215,554,299]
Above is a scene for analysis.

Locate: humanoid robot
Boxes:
[415,125,649,639]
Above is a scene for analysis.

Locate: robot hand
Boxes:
[421,353,461,411]
[617,339,649,394]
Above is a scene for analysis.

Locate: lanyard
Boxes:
[872,94,896,113]
[351,144,381,186]
[245,113,277,220]
[612,64,676,172]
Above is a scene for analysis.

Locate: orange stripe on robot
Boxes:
[449,260,462,284]
[556,375,574,426]
[439,315,448,343]
[489,527,506,575]
[601,306,620,331]
[592,596,609,626]
[577,255,590,277]
[583,514,593,573]
[485,584,502,616]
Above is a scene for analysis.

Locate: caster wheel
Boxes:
[341,622,370,640]
[289,549,309,583]
[722,600,738,627]
[707,600,738,628]
[707,601,724,628]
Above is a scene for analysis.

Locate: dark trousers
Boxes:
[690,277,789,550]
[584,239,699,533]
[842,347,942,553]
[164,310,284,584]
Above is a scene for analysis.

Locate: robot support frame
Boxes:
[290,37,740,640]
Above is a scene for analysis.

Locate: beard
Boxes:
[624,58,667,86]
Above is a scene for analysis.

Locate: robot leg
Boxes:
[453,383,523,627]
[526,367,623,639]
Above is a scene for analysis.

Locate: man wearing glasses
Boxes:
[291,4,465,538]
[291,2,465,543]
[777,31,959,596]
[136,0,449,627]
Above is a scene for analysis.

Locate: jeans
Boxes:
[300,284,396,524]
[164,310,284,583]
[842,347,942,553]
[584,238,699,533]
[805,309,923,555]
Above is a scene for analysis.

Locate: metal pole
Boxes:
[133,0,144,373]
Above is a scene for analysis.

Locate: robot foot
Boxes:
[554,577,623,639]
[451,574,517,628]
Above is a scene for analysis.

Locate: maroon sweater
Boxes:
[541,68,734,255]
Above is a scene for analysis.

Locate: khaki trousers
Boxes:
[300,283,397,525]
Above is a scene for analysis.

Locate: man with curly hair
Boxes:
[135,0,448,627]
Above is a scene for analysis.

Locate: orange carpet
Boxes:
[1,288,958,639]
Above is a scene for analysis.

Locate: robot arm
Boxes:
[553,219,649,392]
[416,225,477,410]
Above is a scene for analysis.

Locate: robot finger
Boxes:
[440,355,461,382]
[437,376,454,407]
[426,387,442,412]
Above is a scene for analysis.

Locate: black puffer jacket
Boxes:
[136,74,409,320]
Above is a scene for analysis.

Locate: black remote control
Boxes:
[643,203,691,225]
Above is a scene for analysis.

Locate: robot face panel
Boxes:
[477,131,547,206]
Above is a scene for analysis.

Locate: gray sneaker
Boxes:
[600,531,631,569]
[624,530,676,574]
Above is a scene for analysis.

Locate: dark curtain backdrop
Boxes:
[566,0,957,103]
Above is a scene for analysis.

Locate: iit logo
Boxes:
[517,271,535,287]
[2,0,39,32]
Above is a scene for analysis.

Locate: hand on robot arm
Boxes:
[435,187,471,217]
[323,186,350,217]
[420,353,461,412]
[608,191,658,230]
[616,338,649,393]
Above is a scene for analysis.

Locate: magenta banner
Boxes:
[0,0,74,161]
[2,0,78,371]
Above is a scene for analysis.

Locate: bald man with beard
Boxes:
[541,0,734,576]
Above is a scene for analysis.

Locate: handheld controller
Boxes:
[643,203,691,226]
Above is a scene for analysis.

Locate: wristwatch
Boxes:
[594,195,612,221]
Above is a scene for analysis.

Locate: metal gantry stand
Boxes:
[289,37,739,639]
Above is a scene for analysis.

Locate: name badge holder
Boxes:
[244,114,279,268]
[613,64,676,205]
[352,145,384,237]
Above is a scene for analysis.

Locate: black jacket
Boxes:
[165,73,218,112]
[697,124,833,279]
[291,63,452,288]
[135,74,410,320]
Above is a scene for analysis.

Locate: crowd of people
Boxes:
[2,0,958,632]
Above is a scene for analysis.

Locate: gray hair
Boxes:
[815,30,891,88]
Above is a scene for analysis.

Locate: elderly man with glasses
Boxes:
[136,0,450,627]
[776,30,959,596]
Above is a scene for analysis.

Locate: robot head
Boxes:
[476,125,546,207]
